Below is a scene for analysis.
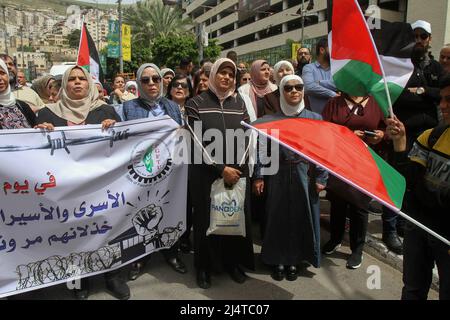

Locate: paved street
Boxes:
[9,221,439,300]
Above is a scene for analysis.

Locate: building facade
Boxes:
[182,0,450,63]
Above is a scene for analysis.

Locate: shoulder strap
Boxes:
[428,124,450,148]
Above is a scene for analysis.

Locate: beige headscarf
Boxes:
[32,74,55,103]
[208,58,236,102]
[45,66,106,124]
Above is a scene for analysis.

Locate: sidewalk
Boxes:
[318,198,440,291]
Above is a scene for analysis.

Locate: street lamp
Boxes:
[297,0,315,44]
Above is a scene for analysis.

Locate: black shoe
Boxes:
[322,240,341,255]
[271,265,285,281]
[105,277,130,300]
[285,265,298,281]
[179,239,192,253]
[382,233,403,255]
[346,253,363,269]
[166,257,187,274]
[227,266,247,284]
[128,262,143,281]
[196,270,211,289]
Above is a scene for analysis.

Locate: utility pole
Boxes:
[118,0,123,73]
[20,26,24,69]
[197,23,204,63]
[96,0,100,51]
[301,0,305,44]
[1,5,8,55]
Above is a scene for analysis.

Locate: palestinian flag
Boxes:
[77,23,103,82]
[330,0,414,117]
[244,117,406,211]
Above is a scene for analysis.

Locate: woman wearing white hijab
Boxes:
[263,60,295,116]
[185,58,255,289]
[0,59,36,129]
[252,74,328,282]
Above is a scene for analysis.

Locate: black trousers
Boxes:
[402,222,450,300]
[329,196,368,255]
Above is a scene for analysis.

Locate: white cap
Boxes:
[411,20,432,34]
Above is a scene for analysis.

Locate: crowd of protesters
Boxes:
[0,18,449,301]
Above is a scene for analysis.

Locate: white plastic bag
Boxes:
[207,178,246,237]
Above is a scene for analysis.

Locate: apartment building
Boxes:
[183,0,450,63]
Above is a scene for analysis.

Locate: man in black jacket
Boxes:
[386,74,450,300]
[382,20,445,253]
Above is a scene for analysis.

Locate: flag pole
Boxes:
[76,16,85,66]
[353,0,395,118]
[241,121,450,246]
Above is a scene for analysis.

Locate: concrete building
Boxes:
[182,0,450,63]
[13,51,48,74]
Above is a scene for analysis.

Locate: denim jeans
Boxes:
[382,206,405,236]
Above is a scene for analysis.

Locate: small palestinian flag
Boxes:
[330,0,414,117]
[244,117,406,211]
[77,23,103,82]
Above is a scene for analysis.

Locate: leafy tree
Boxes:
[124,0,193,47]
[151,34,198,69]
[67,29,81,48]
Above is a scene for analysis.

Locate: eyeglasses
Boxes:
[415,33,429,40]
[284,84,304,92]
[173,81,188,89]
[140,75,161,84]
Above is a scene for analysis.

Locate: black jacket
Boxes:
[393,56,444,139]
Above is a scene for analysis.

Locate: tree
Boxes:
[151,34,222,69]
[67,29,81,48]
[124,0,193,47]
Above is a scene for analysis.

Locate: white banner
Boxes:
[0,117,188,298]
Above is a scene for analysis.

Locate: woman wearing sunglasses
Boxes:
[185,58,255,289]
[166,74,193,118]
[253,75,327,282]
[122,63,182,125]
[263,60,295,116]
[321,90,385,270]
[121,63,186,279]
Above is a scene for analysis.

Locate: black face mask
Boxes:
[411,44,427,65]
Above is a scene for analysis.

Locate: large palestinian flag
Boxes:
[244,117,406,211]
[77,23,103,82]
[330,0,414,117]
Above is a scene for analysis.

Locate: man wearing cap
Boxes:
[382,20,444,253]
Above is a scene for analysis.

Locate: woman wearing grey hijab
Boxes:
[121,63,185,280]
[122,63,182,125]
